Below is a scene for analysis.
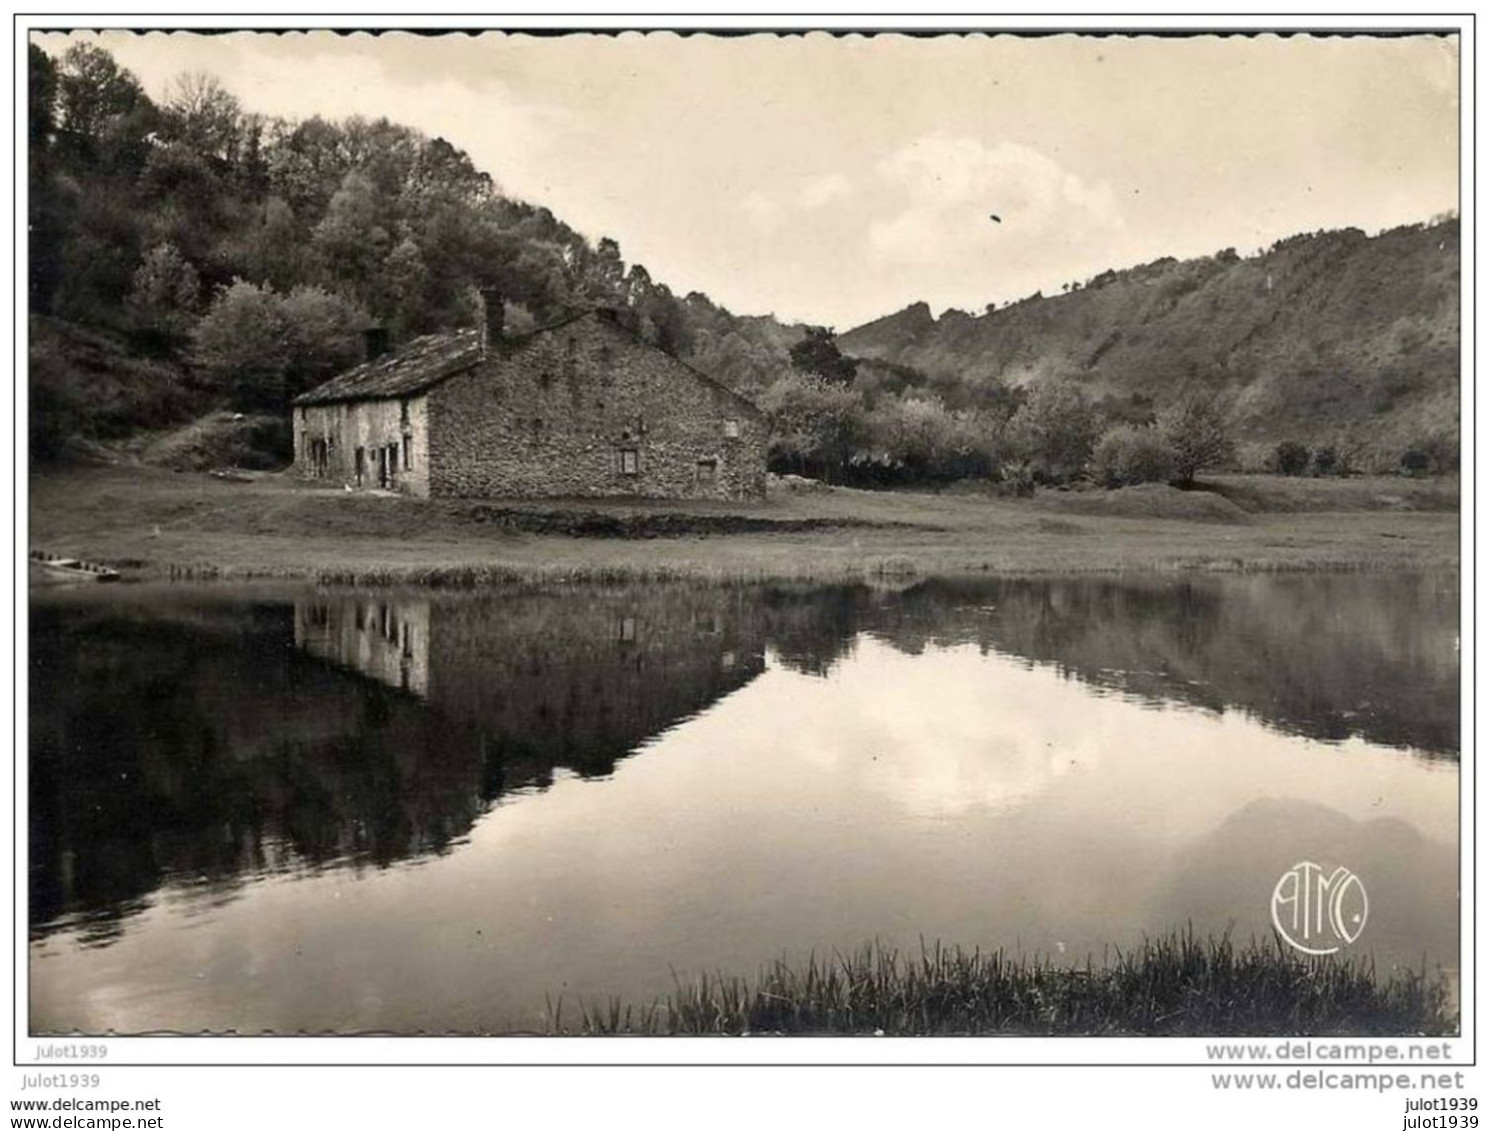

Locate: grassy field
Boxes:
[27,465,1459,586]
[544,931,1455,1037]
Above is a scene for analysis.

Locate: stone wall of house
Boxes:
[294,394,431,497]
[426,314,767,500]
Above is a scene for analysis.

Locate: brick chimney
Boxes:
[479,288,505,353]
[362,325,391,362]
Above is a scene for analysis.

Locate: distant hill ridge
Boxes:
[837,221,1460,458]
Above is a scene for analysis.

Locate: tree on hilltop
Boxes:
[788,327,858,385]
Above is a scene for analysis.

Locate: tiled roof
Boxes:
[292,328,482,406]
[292,310,763,418]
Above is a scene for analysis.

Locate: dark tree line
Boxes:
[28,42,802,420]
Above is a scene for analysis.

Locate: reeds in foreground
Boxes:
[543,930,1455,1036]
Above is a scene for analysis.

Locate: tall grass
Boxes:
[303,555,1422,590]
[544,930,1454,1036]
[308,560,847,589]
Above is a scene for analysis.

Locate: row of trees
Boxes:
[1267,435,1459,478]
[758,339,1238,490]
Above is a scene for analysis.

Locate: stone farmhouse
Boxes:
[291,295,767,501]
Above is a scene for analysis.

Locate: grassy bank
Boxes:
[27,465,1458,586]
[545,932,1455,1037]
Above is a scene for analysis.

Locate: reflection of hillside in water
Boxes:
[848,574,1459,759]
[29,588,782,944]
[29,572,1456,947]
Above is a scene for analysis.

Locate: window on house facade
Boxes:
[696,458,719,485]
[400,399,410,425]
[618,448,640,475]
[403,434,413,470]
[723,419,740,438]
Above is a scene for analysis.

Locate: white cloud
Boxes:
[738,190,784,232]
[740,172,852,232]
[869,136,1124,266]
[797,172,853,209]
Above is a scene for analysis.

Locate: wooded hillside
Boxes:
[838,221,1460,464]
[27,42,806,460]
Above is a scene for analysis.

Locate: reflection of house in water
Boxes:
[292,588,769,783]
[33,589,781,945]
[296,597,430,697]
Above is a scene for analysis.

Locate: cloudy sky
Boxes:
[38,29,1459,329]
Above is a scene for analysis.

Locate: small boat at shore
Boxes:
[29,550,121,583]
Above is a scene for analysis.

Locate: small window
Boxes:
[617,616,637,644]
[403,435,413,470]
[723,419,739,438]
[618,448,640,475]
[696,458,719,485]
[400,399,410,425]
